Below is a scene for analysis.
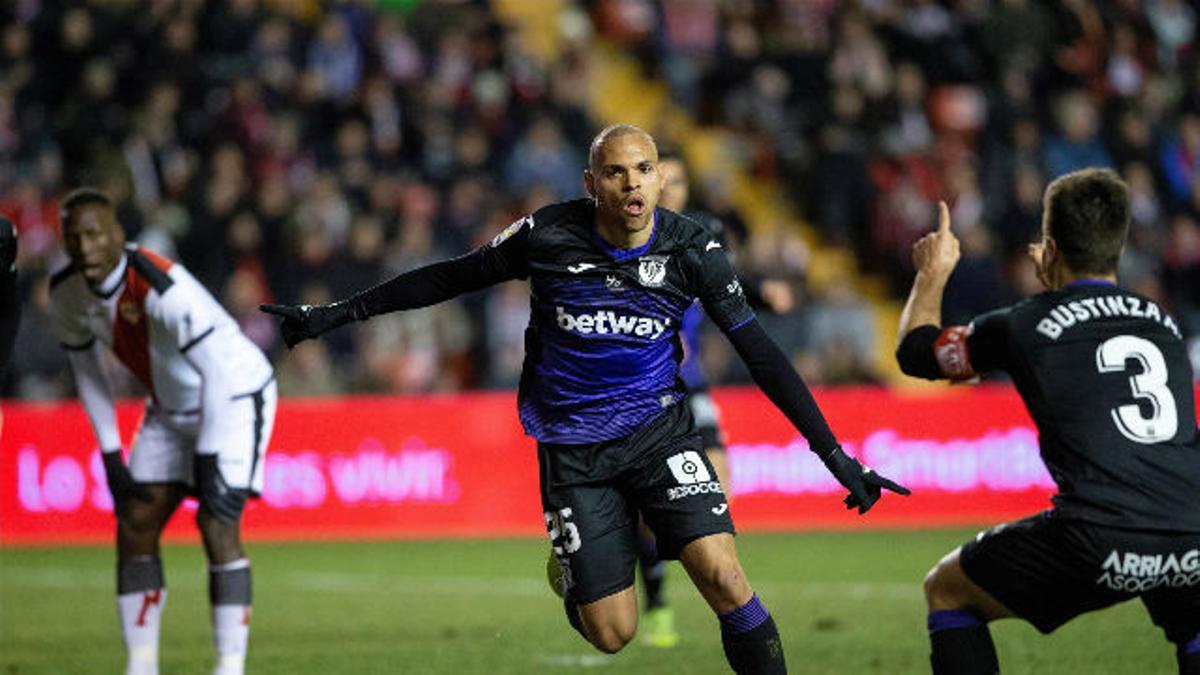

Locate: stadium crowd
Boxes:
[3,0,1199,400]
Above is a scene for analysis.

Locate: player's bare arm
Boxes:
[897,201,959,341]
[895,202,974,381]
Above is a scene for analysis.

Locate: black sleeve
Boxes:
[725,318,839,455]
[739,274,769,310]
[895,308,1014,381]
[690,242,755,332]
[964,308,1013,374]
[0,268,17,379]
[354,216,530,317]
[896,324,943,380]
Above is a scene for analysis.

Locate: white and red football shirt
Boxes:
[51,245,272,446]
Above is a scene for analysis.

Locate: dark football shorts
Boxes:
[539,402,735,605]
[687,390,726,452]
[960,510,1200,643]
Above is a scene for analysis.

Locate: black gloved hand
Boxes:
[259,298,366,349]
[0,216,16,273]
[193,453,248,523]
[101,450,151,515]
[821,446,911,514]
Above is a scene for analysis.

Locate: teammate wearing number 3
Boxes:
[896,168,1200,674]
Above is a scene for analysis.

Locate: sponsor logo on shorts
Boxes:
[666,451,711,484]
[667,481,723,501]
[666,450,721,501]
[1095,548,1200,592]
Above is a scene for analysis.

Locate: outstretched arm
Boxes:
[263,218,530,348]
[896,202,962,380]
[725,318,910,513]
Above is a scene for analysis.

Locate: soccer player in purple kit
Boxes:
[897,169,1200,674]
[264,124,908,674]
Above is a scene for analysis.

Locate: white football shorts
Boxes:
[129,378,277,494]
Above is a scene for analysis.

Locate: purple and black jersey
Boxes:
[943,282,1200,531]
[481,200,754,443]
[350,198,839,453]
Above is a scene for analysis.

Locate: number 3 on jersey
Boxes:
[1095,335,1178,444]
[545,508,581,554]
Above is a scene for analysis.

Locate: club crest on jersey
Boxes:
[119,300,142,324]
[637,255,668,287]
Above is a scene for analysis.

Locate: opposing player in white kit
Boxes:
[50,188,276,675]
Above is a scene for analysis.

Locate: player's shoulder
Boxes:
[1001,282,1184,343]
[530,198,593,233]
[125,245,178,294]
[654,208,718,251]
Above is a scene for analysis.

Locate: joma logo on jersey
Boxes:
[555,306,671,339]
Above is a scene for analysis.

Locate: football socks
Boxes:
[719,594,786,674]
[117,556,166,675]
[210,559,252,674]
[928,610,999,675]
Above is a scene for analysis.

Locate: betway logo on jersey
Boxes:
[555,306,671,339]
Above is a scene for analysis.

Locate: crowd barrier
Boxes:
[3,385,1197,546]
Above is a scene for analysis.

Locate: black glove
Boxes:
[193,453,248,523]
[101,450,151,515]
[821,446,910,514]
[0,215,16,273]
[259,298,366,349]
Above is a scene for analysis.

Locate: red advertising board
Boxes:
[2,385,1197,546]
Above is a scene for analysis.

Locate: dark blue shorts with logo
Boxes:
[960,509,1200,643]
[539,402,735,605]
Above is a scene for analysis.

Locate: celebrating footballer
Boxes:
[264,124,908,674]
[897,169,1200,675]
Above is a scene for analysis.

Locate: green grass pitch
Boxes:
[0,529,1174,674]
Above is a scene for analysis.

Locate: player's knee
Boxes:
[696,560,749,604]
[116,507,164,555]
[923,558,966,610]
[117,499,162,535]
[586,620,636,654]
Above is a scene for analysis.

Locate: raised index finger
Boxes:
[937,200,951,234]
